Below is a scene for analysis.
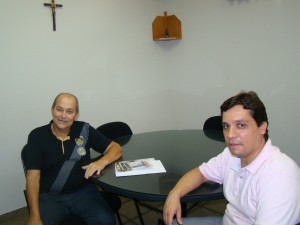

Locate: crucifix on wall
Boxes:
[44,0,63,31]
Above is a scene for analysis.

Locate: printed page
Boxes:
[115,158,166,177]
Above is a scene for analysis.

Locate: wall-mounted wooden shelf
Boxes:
[152,11,182,41]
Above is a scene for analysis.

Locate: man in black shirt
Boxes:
[24,93,122,225]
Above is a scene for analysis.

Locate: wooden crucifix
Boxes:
[44,0,63,31]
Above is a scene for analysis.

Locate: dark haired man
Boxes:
[163,91,300,225]
[24,93,122,225]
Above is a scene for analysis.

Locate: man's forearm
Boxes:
[26,172,41,218]
[100,141,122,166]
[170,167,207,198]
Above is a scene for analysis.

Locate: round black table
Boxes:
[92,130,226,203]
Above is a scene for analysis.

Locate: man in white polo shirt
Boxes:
[163,91,300,225]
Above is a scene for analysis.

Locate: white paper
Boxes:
[115,158,166,177]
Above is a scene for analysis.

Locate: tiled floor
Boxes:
[0,197,227,225]
[118,198,227,225]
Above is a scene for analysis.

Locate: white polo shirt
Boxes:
[200,139,300,225]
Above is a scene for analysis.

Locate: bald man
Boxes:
[24,93,122,225]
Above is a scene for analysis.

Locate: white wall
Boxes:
[169,0,300,163]
[0,0,299,215]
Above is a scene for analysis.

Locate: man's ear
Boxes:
[75,112,79,120]
[260,121,268,135]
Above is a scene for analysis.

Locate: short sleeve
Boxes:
[24,130,43,170]
[200,148,232,184]
[88,125,112,154]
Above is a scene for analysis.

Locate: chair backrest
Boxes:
[97,121,133,145]
[203,116,224,142]
[203,116,223,131]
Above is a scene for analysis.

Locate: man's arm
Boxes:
[163,167,209,225]
[82,141,122,179]
[26,170,43,225]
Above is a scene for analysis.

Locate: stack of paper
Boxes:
[115,158,166,177]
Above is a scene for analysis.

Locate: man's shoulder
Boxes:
[72,121,90,130]
[74,121,86,125]
[262,148,300,180]
[271,151,299,172]
[29,123,50,136]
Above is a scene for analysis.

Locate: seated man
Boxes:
[24,93,122,225]
[163,91,300,225]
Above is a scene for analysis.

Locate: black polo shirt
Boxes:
[25,121,111,194]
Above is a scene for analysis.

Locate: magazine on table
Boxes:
[115,158,166,177]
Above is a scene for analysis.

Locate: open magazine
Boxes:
[115,158,166,177]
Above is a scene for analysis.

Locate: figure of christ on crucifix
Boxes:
[44,0,63,31]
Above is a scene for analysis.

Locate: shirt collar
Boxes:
[231,158,241,172]
[231,139,272,174]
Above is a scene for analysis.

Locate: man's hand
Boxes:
[163,168,206,225]
[163,191,183,225]
[82,161,105,179]
[27,216,43,225]
[82,141,122,179]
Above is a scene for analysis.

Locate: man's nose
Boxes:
[227,127,236,138]
[61,111,67,117]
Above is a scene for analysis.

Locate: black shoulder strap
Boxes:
[50,123,89,194]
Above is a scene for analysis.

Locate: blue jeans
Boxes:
[172,216,223,225]
[39,184,116,225]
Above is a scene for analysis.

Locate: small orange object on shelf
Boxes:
[152,11,182,41]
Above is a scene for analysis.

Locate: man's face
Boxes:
[51,94,78,132]
[222,105,267,166]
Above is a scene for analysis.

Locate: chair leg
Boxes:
[181,202,187,217]
[116,211,123,225]
[133,199,145,225]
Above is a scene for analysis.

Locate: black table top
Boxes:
[92,129,226,202]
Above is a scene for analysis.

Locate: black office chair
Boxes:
[203,115,224,142]
[96,121,133,146]
[21,145,123,225]
[203,116,223,130]
[184,116,226,215]
[97,122,149,225]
